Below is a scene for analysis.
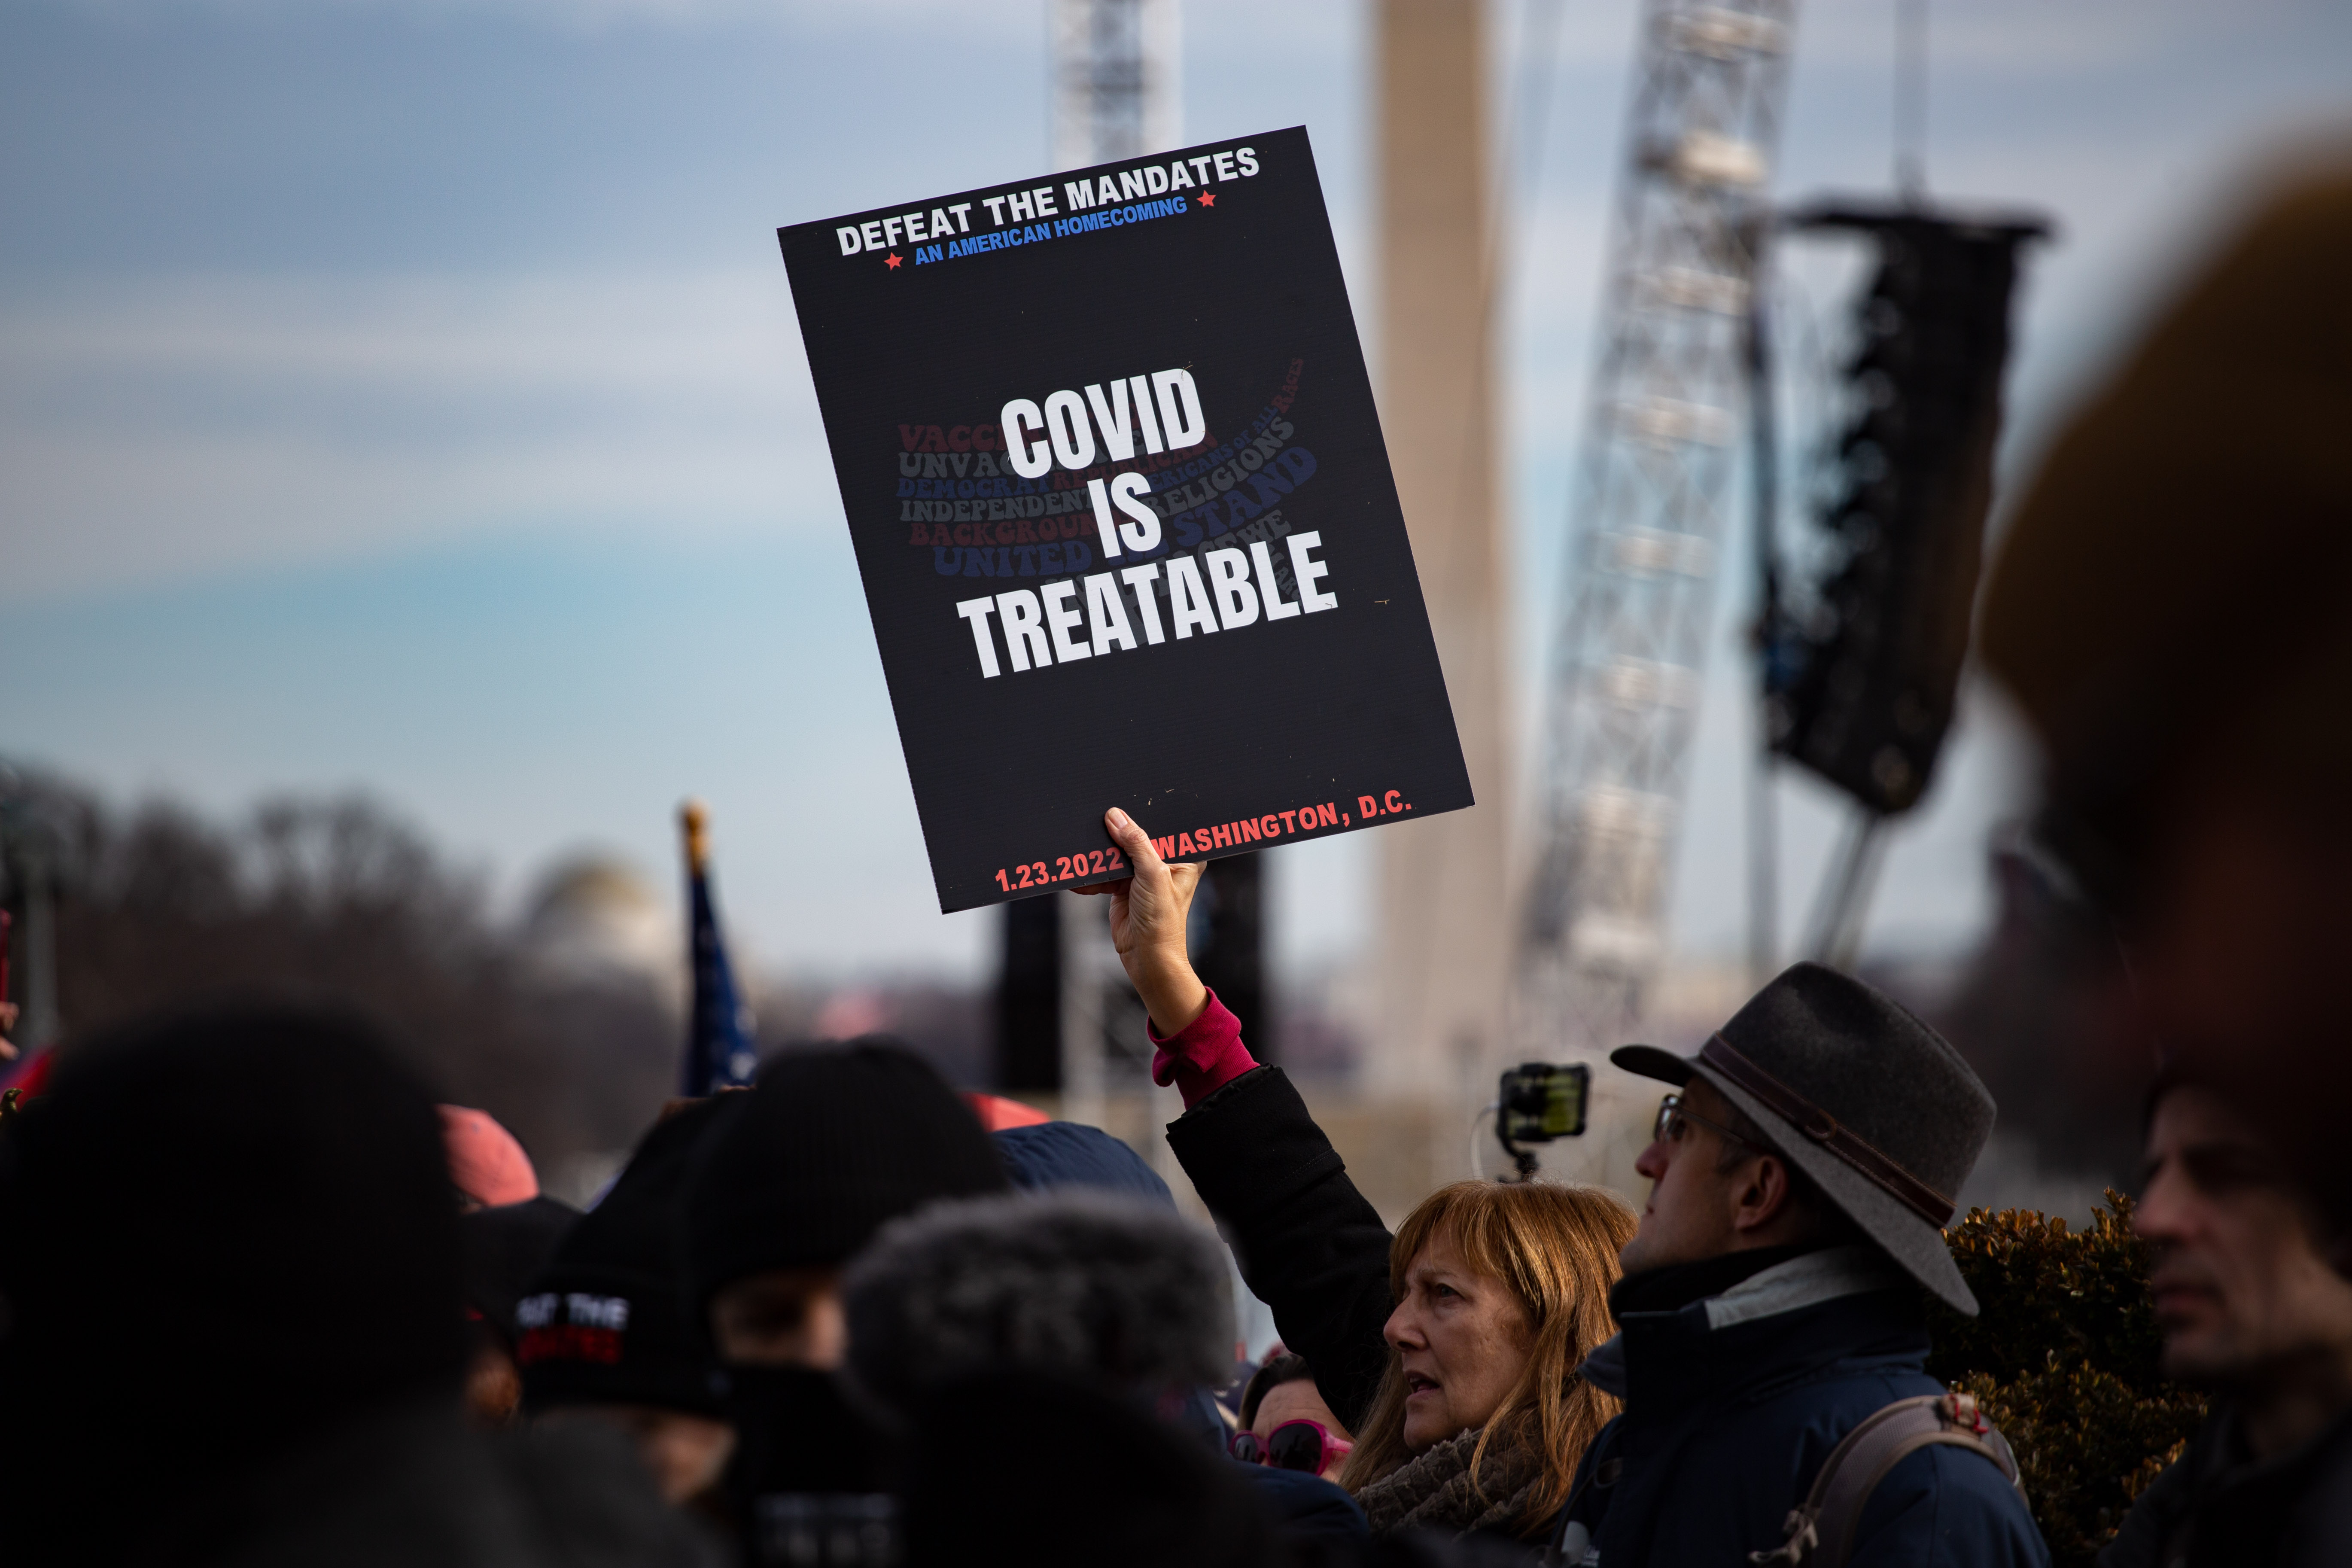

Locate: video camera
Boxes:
[1494,1062,1589,1181]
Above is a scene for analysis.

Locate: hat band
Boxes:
[1699,1035,1956,1227]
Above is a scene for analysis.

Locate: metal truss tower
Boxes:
[1049,0,1182,171]
[1520,0,1796,1050]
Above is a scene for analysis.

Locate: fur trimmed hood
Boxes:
[843,1189,1232,1418]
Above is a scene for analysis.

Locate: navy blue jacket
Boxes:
[1564,1250,2048,1567]
[1237,1464,1371,1554]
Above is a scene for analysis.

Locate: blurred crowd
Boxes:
[4,163,2352,1568]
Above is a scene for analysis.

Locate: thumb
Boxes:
[1104,808,1176,949]
[1105,807,1164,881]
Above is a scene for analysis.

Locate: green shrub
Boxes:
[1924,1192,2206,1567]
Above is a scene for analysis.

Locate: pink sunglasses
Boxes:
[1230,1418,1353,1474]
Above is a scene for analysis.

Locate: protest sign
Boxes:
[780,126,1473,913]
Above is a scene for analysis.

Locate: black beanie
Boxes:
[521,1096,732,1418]
[682,1039,1008,1308]
[0,1005,463,1565]
[461,1195,579,1346]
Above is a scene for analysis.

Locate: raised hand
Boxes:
[1084,807,1209,1036]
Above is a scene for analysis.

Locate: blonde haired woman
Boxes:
[1084,810,1636,1546]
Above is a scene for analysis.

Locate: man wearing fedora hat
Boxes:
[1557,961,2046,1566]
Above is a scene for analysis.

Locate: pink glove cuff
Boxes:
[1147,990,1260,1109]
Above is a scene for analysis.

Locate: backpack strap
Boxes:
[1748,1390,2026,1568]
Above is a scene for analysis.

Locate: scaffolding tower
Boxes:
[1520,0,1796,1050]
[1049,0,1181,171]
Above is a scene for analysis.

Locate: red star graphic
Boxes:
[1198,192,1216,208]
[884,251,903,269]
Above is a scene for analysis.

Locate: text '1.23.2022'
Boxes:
[995,846,1129,892]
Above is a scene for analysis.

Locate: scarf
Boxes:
[1355,1424,1545,1539]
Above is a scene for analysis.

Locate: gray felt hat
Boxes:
[1612,961,1993,1315]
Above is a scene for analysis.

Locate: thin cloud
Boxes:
[0,270,837,600]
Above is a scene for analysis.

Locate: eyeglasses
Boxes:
[1653,1092,1761,1152]
[1229,1418,1353,1475]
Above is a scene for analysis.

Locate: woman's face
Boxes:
[1381,1229,1534,1451]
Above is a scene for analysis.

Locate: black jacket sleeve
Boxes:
[2094,1447,2194,1568]
[1164,1066,1396,1432]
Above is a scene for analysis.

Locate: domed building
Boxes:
[519,855,684,1010]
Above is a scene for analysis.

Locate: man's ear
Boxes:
[1729,1153,1797,1237]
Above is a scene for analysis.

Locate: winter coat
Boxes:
[1564,1248,2048,1567]
[1237,1464,1372,1554]
[2098,1403,2352,1568]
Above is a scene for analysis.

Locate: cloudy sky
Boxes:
[3,0,2347,983]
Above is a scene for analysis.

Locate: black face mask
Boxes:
[722,1366,901,1568]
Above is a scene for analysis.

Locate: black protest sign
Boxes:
[780,126,1472,913]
